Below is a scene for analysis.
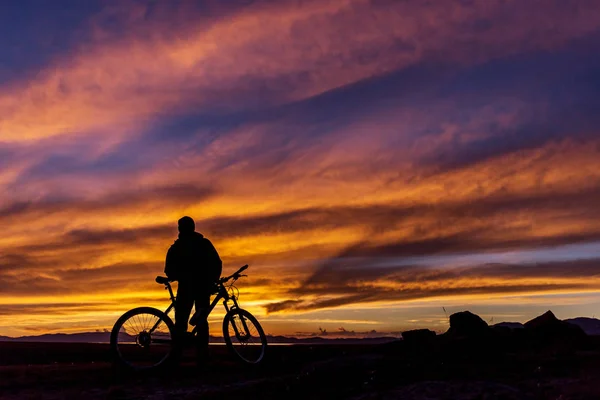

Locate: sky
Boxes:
[1,0,600,338]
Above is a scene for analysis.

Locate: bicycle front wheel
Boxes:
[110,307,175,371]
[223,308,267,364]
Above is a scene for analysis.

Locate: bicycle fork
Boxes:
[224,297,251,341]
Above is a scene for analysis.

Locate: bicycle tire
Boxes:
[110,306,176,371]
[222,308,267,364]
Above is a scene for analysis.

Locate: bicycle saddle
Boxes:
[155,276,170,284]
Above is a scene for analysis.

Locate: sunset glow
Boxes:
[2,0,600,338]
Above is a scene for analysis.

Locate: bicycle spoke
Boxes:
[124,320,136,335]
[149,316,160,333]
[149,315,157,331]
[113,309,174,370]
[133,315,141,333]
[126,319,134,335]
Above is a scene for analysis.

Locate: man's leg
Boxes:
[174,290,194,361]
[194,293,211,365]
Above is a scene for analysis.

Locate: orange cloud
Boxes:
[2,0,599,142]
[2,0,600,336]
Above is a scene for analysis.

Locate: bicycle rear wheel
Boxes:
[223,308,267,364]
[110,307,175,370]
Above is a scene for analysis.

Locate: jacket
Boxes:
[164,231,222,292]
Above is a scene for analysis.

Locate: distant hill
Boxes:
[492,322,524,330]
[489,317,600,336]
[0,332,123,343]
[565,317,600,336]
[0,332,399,344]
[2,316,598,343]
[264,335,398,344]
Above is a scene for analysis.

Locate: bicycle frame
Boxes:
[149,278,249,339]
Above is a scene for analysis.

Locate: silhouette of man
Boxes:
[165,216,222,364]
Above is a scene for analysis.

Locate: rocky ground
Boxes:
[1,311,599,399]
[1,340,599,399]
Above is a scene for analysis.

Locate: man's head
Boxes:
[178,216,195,234]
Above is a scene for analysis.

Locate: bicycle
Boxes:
[110,264,267,370]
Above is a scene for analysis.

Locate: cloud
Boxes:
[265,282,586,313]
[0,182,215,236]
[266,258,600,313]
[2,0,600,142]
[2,0,600,335]
[0,302,116,317]
[2,138,600,281]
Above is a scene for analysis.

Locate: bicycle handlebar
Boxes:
[219,264,249,283]
[156,264,249,286]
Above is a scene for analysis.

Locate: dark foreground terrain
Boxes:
[1,337,600,400]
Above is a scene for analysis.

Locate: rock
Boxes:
[446,311,489,337]
[401,329,436,344]
[524,310,560,330]
[524,310,588,348]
